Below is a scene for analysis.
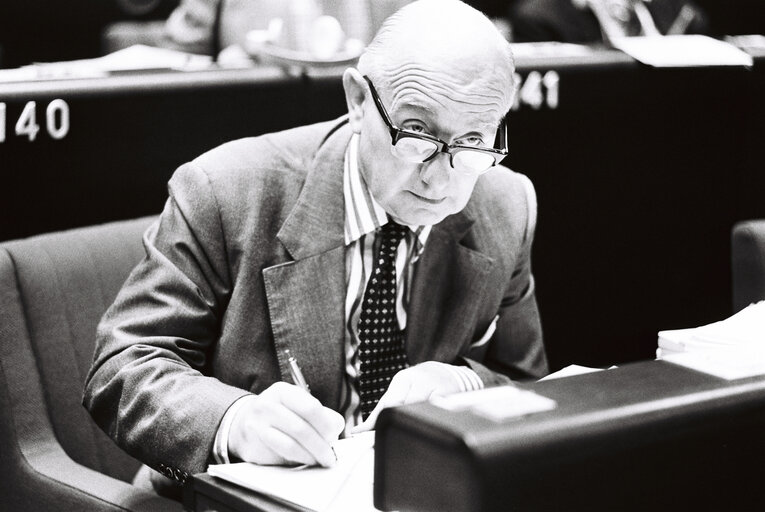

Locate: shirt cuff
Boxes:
[447,364,484,392]
[212,394,255,464]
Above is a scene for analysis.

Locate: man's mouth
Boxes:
[409,191,446,205]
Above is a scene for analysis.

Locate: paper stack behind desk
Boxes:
[657,301,765,379]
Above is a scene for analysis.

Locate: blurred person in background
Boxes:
[507,0,709,44]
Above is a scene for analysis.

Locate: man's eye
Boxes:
[402,122,428,134]
[456,136,485,147]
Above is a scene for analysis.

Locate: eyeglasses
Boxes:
[363,76,508,176]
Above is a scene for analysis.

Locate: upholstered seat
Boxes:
[731,219,765,313]
[0,216,181,511]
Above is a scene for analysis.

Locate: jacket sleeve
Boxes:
[82,163,250,481]
[463,173,548,384]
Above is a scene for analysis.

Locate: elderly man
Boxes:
[83,0,547,498]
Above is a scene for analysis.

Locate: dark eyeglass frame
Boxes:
[363,75,508,173]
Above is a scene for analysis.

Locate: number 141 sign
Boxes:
[0,99,70,143]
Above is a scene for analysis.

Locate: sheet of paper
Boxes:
[95,44,212,72]
[691,301,765,345]
[611,35,753,67]
[430,385,557,421]
[207,431,376,512]
[663,349,765,381]
[0,44,214,84]
[538,364,607,381]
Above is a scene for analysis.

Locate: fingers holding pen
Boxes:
[277,383,345,443]
[228,382,344,468]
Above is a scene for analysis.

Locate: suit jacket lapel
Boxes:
[406,209,495,364]
[262,121,351,411]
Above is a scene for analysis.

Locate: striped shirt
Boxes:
[339,134,483,431]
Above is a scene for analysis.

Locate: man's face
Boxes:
[355,78,505,226]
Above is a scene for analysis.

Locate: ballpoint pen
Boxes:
[284,349,337,462]
[286,349,310,393]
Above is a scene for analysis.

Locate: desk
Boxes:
[185,473,310,512]
[2,47,764,368]
[377,360,765,512]
[185,360,765,512]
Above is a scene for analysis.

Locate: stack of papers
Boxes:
[657,301,765,379]
[207,431,377,512]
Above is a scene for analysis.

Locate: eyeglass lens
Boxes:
[452,150,496,172]
[392,137,438,161]
[391,135,496,173]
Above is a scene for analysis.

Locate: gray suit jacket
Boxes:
[83,116,546,482]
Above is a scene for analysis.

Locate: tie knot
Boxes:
[381,220,408,245]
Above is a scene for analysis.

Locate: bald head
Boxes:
[358,0,516,118]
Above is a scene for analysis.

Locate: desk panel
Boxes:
[376,360,765,511]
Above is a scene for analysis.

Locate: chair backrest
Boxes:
[731,219,765,313]
[0,216,156,483]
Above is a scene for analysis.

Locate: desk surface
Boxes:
[186,473,311,512]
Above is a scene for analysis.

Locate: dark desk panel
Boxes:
[508,61,765,368]
[2,51,763,369]
[0,68,347,242]
[376,360,765,512]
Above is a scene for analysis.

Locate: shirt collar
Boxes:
[343,134,431,250]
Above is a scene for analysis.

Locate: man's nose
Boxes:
[418,154,451,190]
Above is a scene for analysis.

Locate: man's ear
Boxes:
[342,68,367,133]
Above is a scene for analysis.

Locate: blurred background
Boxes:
[0,0,763,68]
[1,0,764,371]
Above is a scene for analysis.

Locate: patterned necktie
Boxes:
[358,220,410,419]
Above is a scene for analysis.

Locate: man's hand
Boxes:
[227,382,344,467]
[352,361,464,433]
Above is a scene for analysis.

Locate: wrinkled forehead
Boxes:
[361,0,515,130]
[378,68,510,132]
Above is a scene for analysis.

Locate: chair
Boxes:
[0,216,182,511]
[731,219,765,313]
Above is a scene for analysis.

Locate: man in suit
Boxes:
[83,0,547,497]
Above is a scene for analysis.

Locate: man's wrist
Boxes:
[212,394,256,464]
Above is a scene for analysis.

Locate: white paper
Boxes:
[430,385,557,420]
[658,301,765,354]
[663,349,765,380]
[0,44,214,84]
[95,44,212,72]
[470,390,557,421]
[611,35,753,67]
[538,364,607,381]
[207,431,377,512]
[657,302,765,379]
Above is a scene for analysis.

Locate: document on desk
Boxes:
[207,431,378,512]
[611,35,754,67]
[657,301,765,379]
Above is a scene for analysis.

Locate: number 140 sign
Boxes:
[0,99,70,143]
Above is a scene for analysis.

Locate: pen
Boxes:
[285,349,310,393]
[284,349,337,463]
